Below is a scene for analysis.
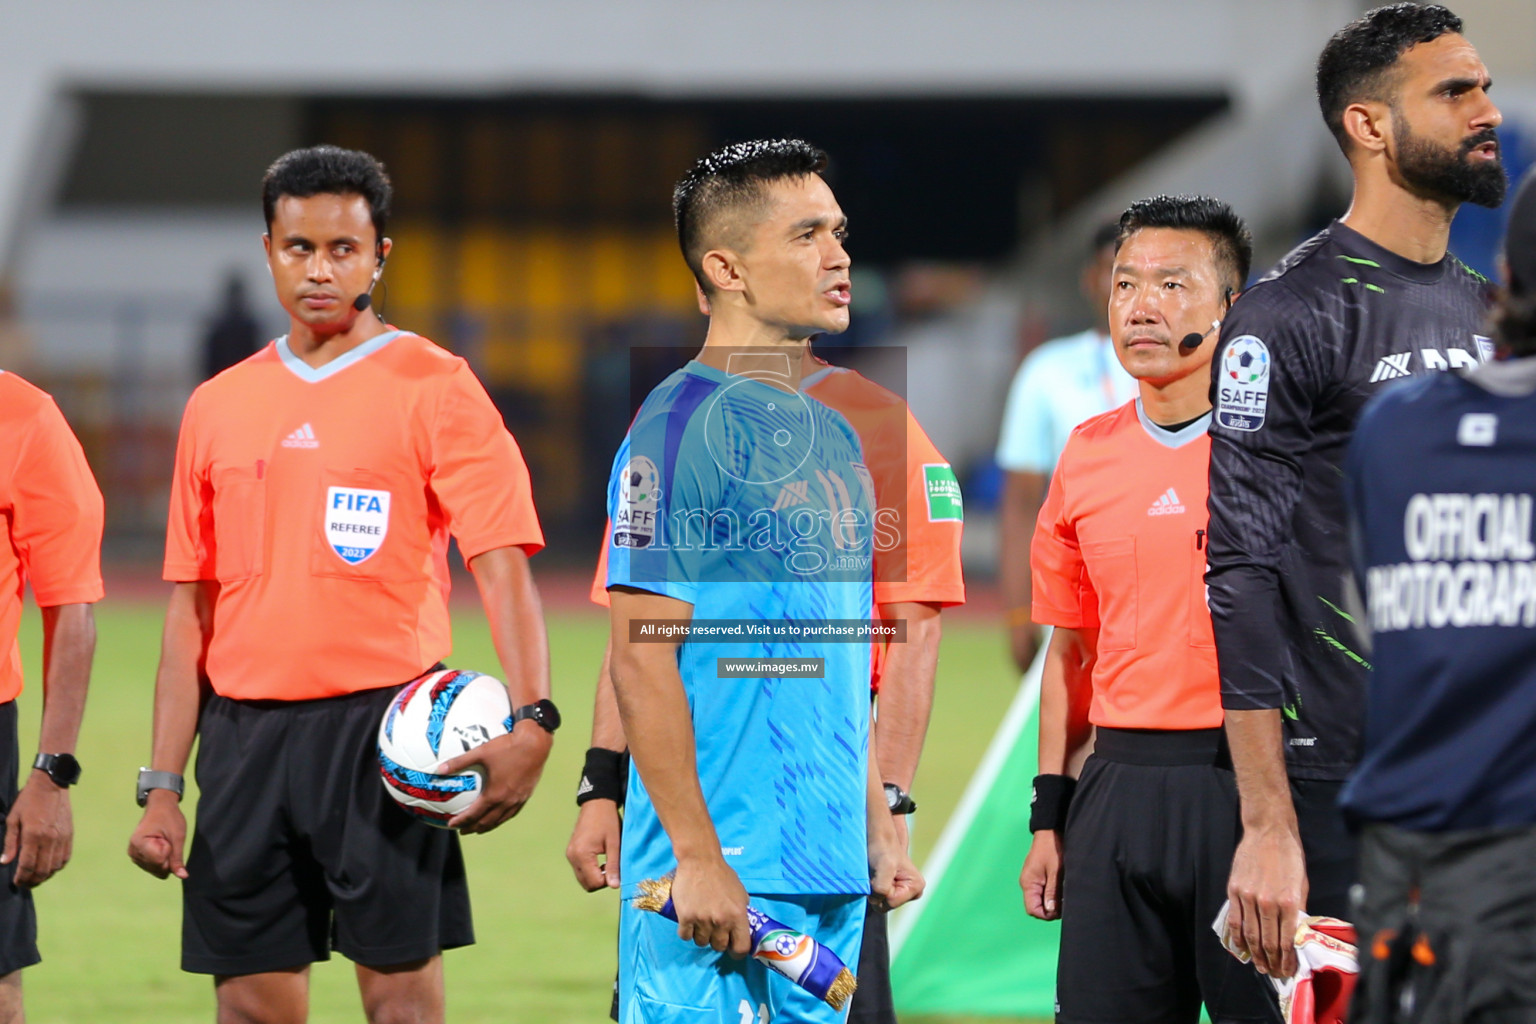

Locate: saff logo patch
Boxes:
[1216,335,1271,432]
[1223,336,1269,385]
[613,456,659,549]
[326,486,390,564]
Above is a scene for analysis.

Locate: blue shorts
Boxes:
[619,893,865,1024]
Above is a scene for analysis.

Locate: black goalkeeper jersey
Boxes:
[1206,219,1494,781]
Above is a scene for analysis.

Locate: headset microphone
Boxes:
[1179,319,1223,353]
[353,254,387,312]
[1180,289,1236,352]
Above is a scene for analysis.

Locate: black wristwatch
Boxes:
[33,753,81,788]
[509,699,562,734]
[883,782,917,815]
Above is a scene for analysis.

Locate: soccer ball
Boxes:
[1224,337,1269,385]
[377,668,512,827]
[625,456,660,504]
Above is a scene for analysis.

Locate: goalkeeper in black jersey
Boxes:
[1206,3,1503,981]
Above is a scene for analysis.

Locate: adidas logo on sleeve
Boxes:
[281,423,319,449]
[1147,488,1186,516]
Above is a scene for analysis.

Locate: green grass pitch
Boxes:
[13,598,1033,1023]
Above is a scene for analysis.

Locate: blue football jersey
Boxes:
[607,359,874,896]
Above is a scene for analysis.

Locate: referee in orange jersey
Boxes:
[126,146,553,1024]
[1019,196,1277,1024]
[0,370,102,1024]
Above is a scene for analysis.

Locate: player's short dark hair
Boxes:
[1316,3,1464,151]
[673,139,829,293]
[261,145,393,244]
[1115,195,1253,295]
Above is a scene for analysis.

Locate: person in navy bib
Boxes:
[1341,165,1536,1024]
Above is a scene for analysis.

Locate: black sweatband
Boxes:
[577,747,626,806]
[1029,774,1076,832]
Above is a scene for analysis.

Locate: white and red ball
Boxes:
[378,668,512,827]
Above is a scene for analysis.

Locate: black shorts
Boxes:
[1057,728,1279,1024]
[0,703,38,976]
[182,685,474,975]
[1290,778,1357,921]
[846,903,895,1024]
[1350,823,1536,1024]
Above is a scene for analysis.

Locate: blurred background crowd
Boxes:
[0,0,1531,578]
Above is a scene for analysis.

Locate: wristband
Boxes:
[1029,773,1076,832]
[576,747,627,807]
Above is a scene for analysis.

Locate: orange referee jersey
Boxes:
[1031,400,1219,730]
[589,361,964,690]
[164,331,543,702]
[0,371,104,703]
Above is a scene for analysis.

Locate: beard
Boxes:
[1394,113,1508,209]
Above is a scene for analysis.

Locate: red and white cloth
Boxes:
[1214,901,1359,1024]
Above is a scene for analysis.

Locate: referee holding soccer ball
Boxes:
[126,145,555,1024]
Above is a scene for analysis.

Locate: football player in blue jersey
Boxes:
[604,140,922,1024]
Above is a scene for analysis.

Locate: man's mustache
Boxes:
[1461,128,1500,157]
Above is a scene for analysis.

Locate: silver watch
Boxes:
[136,768,184,807]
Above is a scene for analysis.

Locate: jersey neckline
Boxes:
[1329,219,1450,286]
[1135,399,1210,449]
[799,363,839,389]
[275,329,406,384]
[684,357,806,395]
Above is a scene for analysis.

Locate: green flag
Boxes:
[891,664,1059,1018]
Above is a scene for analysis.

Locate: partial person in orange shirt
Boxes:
[567,345,963,1023]
[0,371,102,1024]
[125,146,553,1024]
[1019,196,1279,1024]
